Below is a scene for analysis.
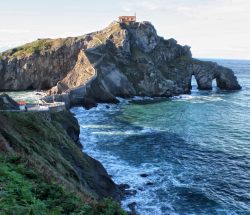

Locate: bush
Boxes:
[0,155,126,215]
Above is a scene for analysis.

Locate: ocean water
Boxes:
[0,91,46,103]
[72,59,250,215]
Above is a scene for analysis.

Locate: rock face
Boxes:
[0,21,241,107]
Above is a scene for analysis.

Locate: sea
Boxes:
[71,59,250,215]
[3,59,249,215]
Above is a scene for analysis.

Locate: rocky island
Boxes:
[0,21,241,108]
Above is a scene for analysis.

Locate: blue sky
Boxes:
[0,0,250,59]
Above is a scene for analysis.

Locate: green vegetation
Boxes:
[3,39,52,58]
[1,37,74,60]
[0,111,126,214]
[0,111,94,197]
[0,155,126,215]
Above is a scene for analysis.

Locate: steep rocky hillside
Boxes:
[0,111,125,214]
[0,21,241,108]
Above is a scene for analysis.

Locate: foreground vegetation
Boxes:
[0,155,125,215]
[0,111,126,215]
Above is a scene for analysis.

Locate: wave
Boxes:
[171,94,224,103]
[91,130,140,136]
[80,124,113,129]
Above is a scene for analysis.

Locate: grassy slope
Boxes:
[0,39,54,59]
[0,155,125,215]
[0,37,82,60]
[0,23,120,61]
[0,111,126,215]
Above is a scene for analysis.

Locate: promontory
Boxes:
[0,21,241,108]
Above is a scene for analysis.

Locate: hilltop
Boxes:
[0,21,241,108]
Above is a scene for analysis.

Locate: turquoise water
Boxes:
[72,59,250,215]
[0,91,46,103]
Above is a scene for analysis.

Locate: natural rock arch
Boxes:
[190,60,241,91]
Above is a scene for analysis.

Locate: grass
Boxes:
[3,40,53,58]
[0,111,89,194]
[0,22,122,61]
[0,111,126,214]
[0,37,79,60]
[0,155,126,215]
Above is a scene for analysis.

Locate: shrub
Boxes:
[0,155,127,215]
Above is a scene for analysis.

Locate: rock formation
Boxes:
[0,21,241,108]
[0,94,19,110]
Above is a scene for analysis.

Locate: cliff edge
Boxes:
[0,110,125,214]
[0,21,241,107]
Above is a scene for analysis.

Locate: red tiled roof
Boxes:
[17,101,26,105]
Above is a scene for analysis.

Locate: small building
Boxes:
[119,15,136,23]
[17,101,27,111]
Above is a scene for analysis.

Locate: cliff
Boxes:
[0,21,241,108]
[0,110,125,214]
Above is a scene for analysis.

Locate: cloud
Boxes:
[176,0,250,19]
[0,29,30,34]
[122,0,163,12]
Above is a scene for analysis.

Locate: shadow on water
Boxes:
[100,130,186,164]
[94,126,250,214]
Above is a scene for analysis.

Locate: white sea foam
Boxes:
[2,91,46,102]
[91,130,140,136]
[172,95,194,100]
[130,96,155,101]
[78,116,207,214]
[171,94,224,103]
[116,97,130,104]
[80,124,113,129]
[81,138,171,214]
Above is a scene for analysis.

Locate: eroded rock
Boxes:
[0,21,241,108]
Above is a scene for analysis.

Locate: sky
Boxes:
[0,0,250,59]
